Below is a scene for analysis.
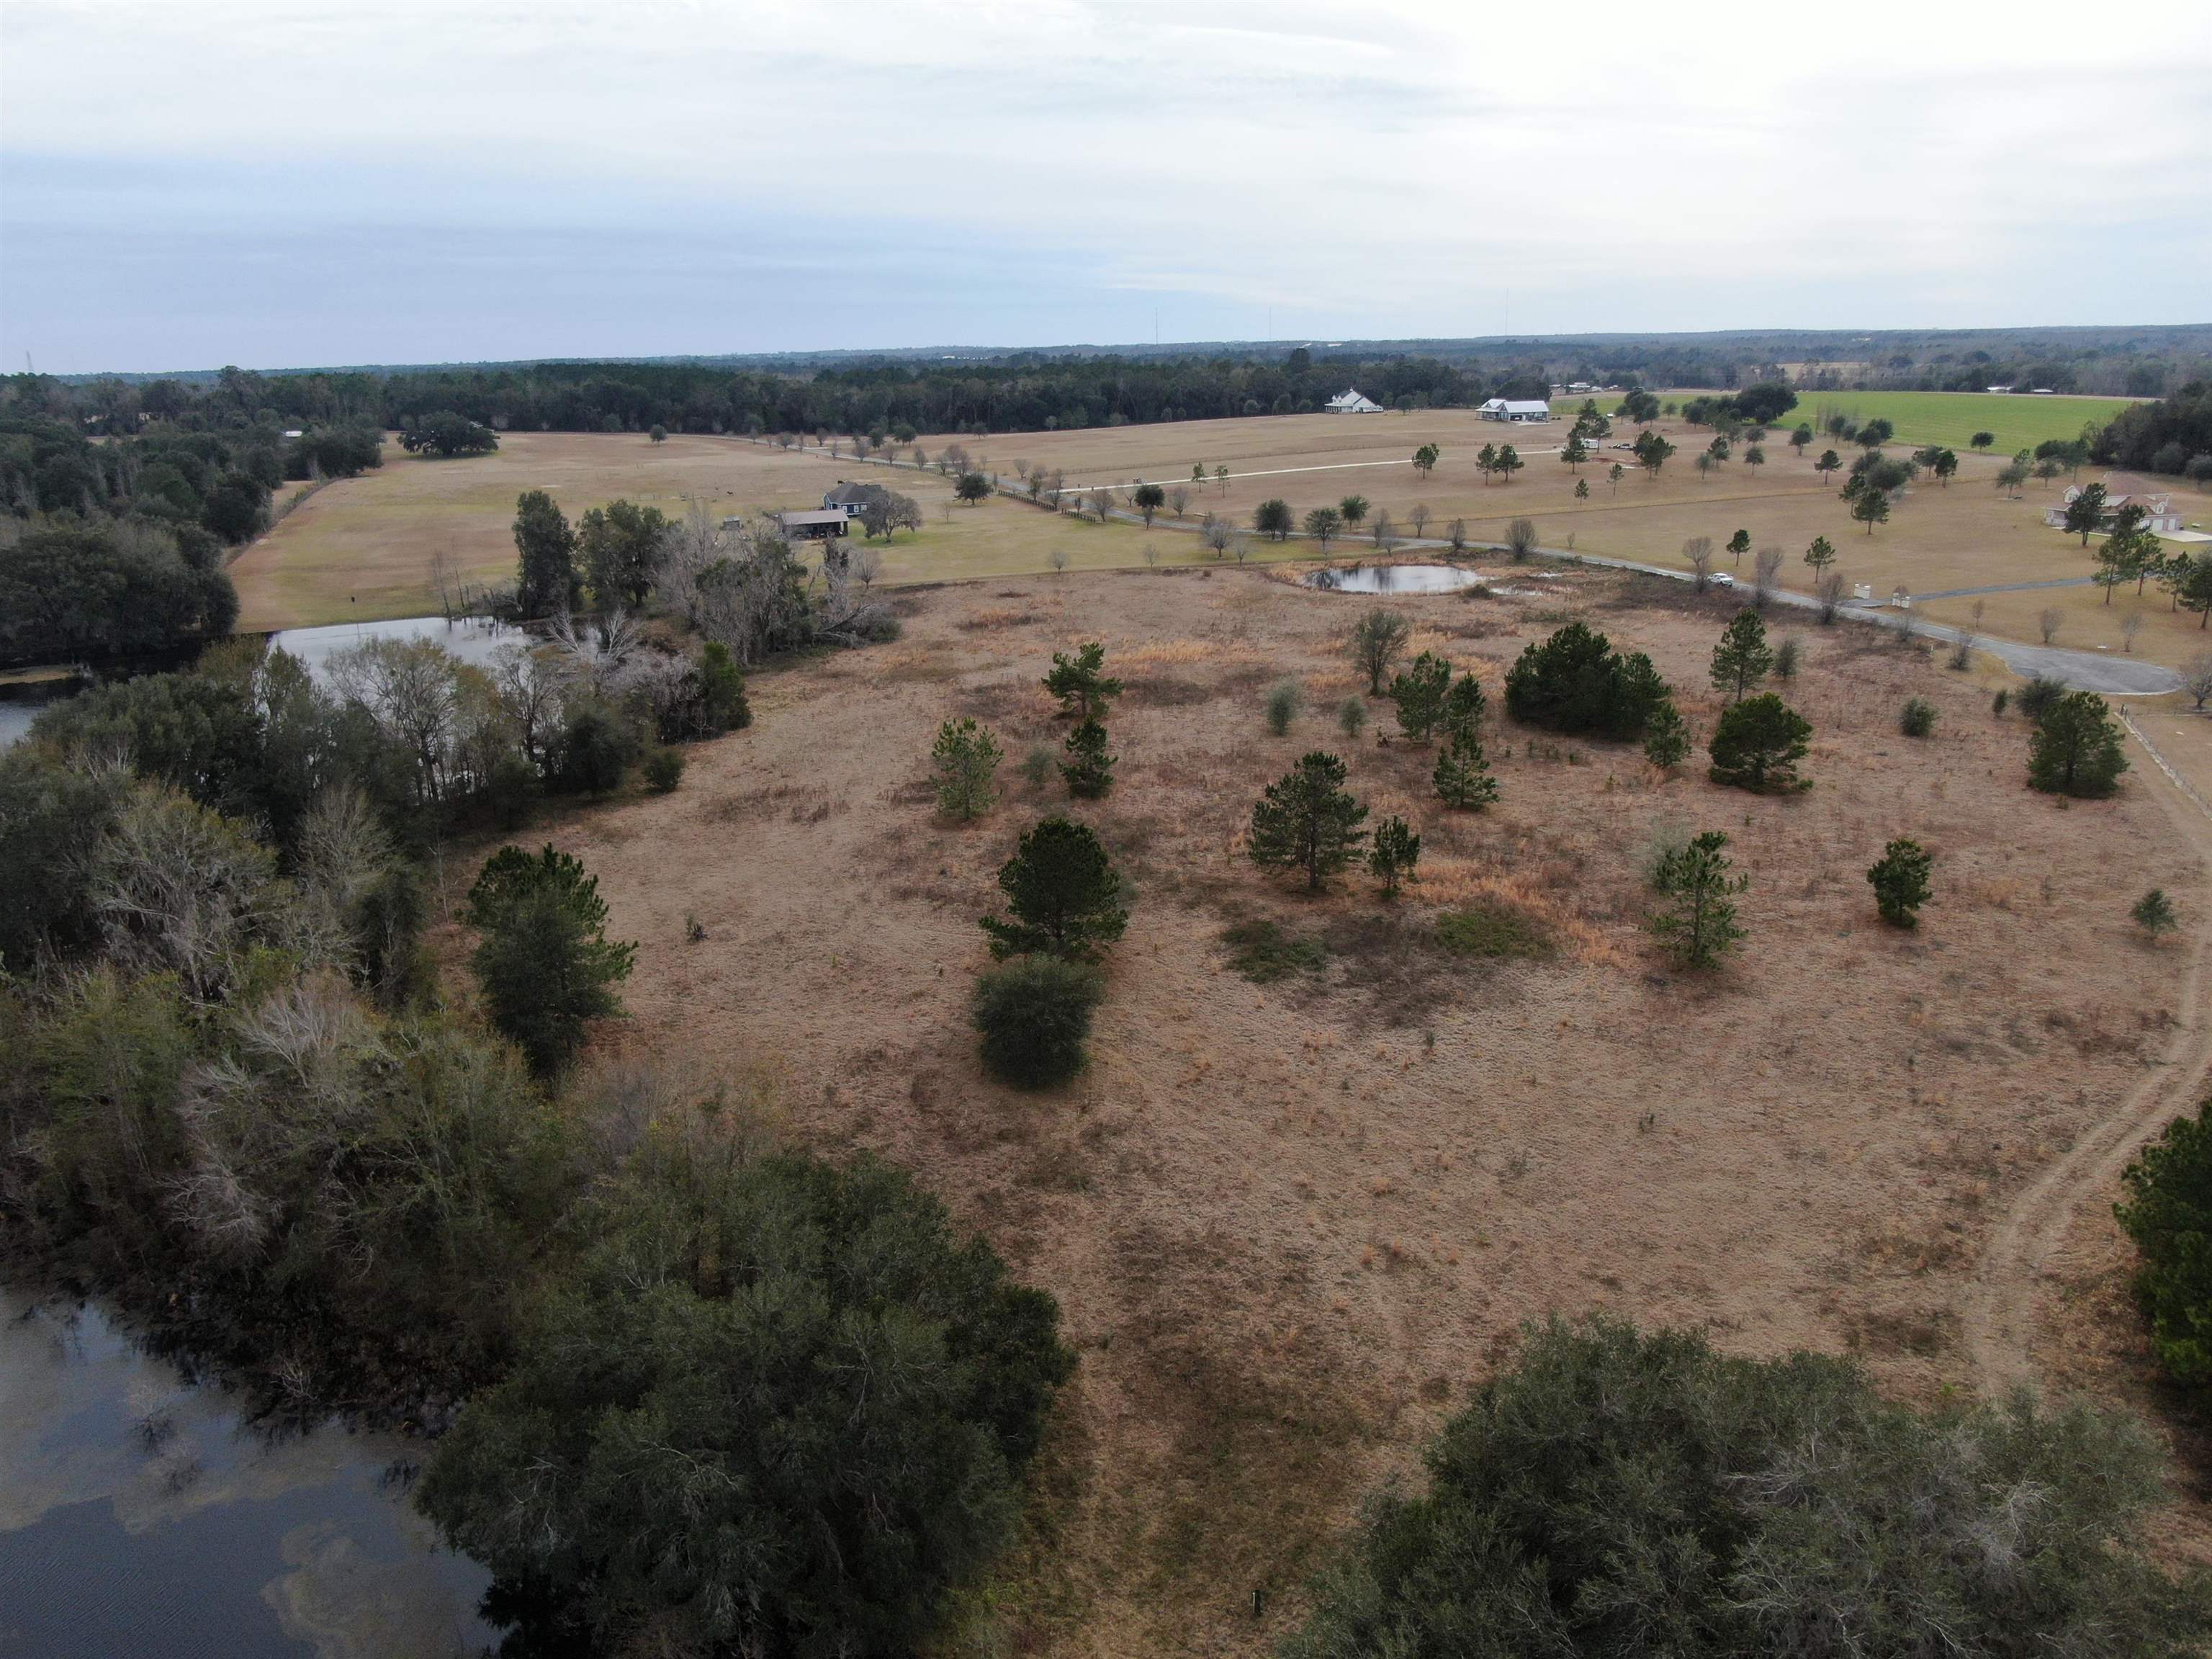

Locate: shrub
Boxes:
[2016,673,2065,720]
[2134,888,2179,938]
[1503,621,1668,739]
[465,845,636,1076]
[419,1148,1075,1655]
[642,747,686,793]
[972,957,1105,1088]
[1368,815,1420,896]
[1337,696,1367,740]
[1435,902,1552,960]
[1220,919,1329,983]
[1866,837,1933,927]
[930,716,1003,820]
[1265,679,1303,736]
[1647,830,1747,968]
[2029,691,2128,798]
[1250,752,1369,892]
[1058,717,1115,798]
[1284,1318,2208,1658]
[1899,696,1936,737]
[1389,651,1452,742]
[1709,693,1811,793]
[979,817,1127,961]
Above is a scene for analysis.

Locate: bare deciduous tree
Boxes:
[1683,536,1714,592]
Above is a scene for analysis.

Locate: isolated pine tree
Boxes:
[1434,727,1499,809]
[1250,752,1369,891]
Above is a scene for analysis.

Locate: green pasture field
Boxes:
[1674,388,2141,457]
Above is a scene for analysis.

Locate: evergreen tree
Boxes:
[1709,610,1774,702]
[930,718,1002,821]
[1390,651,1453,742]
[513,490,580,619]
[979,817,1127,961]
[1369,815,1421,896]
[1442,671,1486,737]
[2134,888,2179,938]
[1043,642,1121,720]
[1433,727,1499,810]
[1866,837,1934,927]
[1058,718,1115,798]
[1250,752,1369,891]
[1709,694,1812,793]
[1648,830,1748,968]
[2028,691,2129,798]
[464,845,636,1076]
[1641,700,1691,771]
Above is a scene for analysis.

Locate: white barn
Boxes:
[1326,387,1384,414]
[1478,397,1552,423]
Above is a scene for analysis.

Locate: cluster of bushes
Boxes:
[1286,1318,2209,1654]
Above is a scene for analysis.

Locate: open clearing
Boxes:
[500,562,2209,1653]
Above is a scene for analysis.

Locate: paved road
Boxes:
[1533,546,2179,695]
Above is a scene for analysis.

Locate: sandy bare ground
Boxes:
[503,564,2202,1653]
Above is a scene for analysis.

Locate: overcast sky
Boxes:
[4,0,2208,374]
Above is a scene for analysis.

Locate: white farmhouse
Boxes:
[1326,387,1384,414]
[1478,397,1552,423]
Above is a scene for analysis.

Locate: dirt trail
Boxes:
[1961,716,2212,1394]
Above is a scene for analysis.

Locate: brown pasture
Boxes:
[499,563,2211,1653]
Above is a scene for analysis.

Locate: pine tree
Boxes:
[1250,752,1369,891]
[1059,718,1115,798]
[1390,651,1453,742]
[930,718,1002,821]
[2028,692,2128,799]
[1709,611,1773,702]
[1866,837,1934,927]
[1433,727,1499,810]
[1641,700,1691,771]
[1648,830,1748,968]
[1369,816,1421,896]
[980,817,1128,960]
[1043,642,1122,720]
[1442,671,1486,739]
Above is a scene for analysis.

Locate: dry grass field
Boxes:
[485,563,2211,1655]
[228,431,1166,631]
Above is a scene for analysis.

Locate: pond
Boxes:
[266,615,513,681]
[0,1291,498,1658]
[1304,563,1485,594]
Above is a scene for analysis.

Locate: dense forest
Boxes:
[8,324,2206,449]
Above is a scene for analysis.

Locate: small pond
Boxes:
[1304,564,1485,595]
[267,614,512,681]
[0,1291,498,1658]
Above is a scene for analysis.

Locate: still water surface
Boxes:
[1304,563,1485,594]
[0,1292,497,1658]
